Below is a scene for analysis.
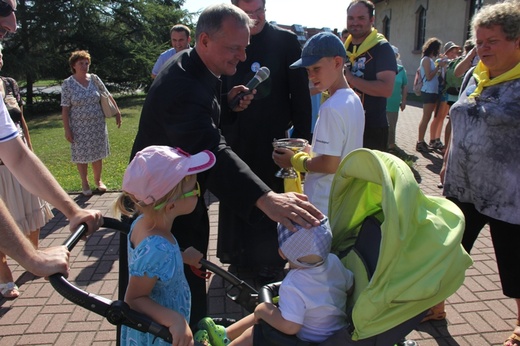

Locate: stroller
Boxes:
[50,148,472,345]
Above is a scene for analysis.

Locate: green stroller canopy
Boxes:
[329,149,472,340]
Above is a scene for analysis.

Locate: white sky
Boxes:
[182,0,351,32]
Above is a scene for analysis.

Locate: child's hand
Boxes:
[272,147,294,169]
[182,247,203,268]
[168,314,193,346]
[253,302,302,335]
[253,302,278,323]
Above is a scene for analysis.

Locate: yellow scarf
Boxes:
[469,60,520,98]
[344,28,388,64]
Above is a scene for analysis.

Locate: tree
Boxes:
[2,0,195,105]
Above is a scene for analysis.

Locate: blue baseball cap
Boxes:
[290,32,347,69]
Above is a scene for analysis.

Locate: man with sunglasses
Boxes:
[219,0,312,283]
[0,0,103,285]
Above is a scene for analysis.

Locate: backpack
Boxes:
[444,56,464,93]
[413,68,423,97]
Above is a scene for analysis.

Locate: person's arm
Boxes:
[253,302,302,336]
[125,274,193,345]
[108,93,122,128]
[423,57,447,81]
[0,137,102,234]
[151,59,162,80]
[344,69,395,98]
[273,149,340,174]
[400,85,407,111]
[18,106,33,150]
[454,47,477,78]
[0,199,70,277]
[306,155,341,174]
[61,81,74,144]
[61,106,74,143]
[61,105,74,143]
[226,85,256,112]
[8,78,33,150]
[151,50,174,80]
[255,191,322,231]
[440,139,451,184]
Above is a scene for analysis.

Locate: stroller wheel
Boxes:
[396,340,418,346]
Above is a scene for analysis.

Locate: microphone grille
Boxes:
[256,66,270,82]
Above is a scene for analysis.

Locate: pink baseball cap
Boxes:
[123,146,216,205]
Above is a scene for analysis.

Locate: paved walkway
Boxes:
[1,102,516,345]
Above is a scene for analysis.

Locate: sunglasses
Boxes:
[0,1,15,17]
[154,182,201,210]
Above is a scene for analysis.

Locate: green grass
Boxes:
[27,95,145,193]
[27,92,419,193]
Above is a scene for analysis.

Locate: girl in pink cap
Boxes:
[114,145,216,346]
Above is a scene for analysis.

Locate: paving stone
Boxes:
[0,102,514,345]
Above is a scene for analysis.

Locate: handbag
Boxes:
[0,77,22,115]
[92,74,118,118]
[100,92,118,118]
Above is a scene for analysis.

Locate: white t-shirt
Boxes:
[304,88,364,216]
[278,254,354,343]
[0,99,18,143]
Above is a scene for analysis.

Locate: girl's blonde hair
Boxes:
[113,175,196,219]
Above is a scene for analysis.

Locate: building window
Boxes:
[415,6,426,51]
[466,0,484,39]
[383,15,390,41]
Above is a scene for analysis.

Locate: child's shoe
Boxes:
[197,317,230,346]
[194,330,212,346]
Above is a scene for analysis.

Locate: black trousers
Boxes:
[363,126,389,152]
[448,197,520,298]
[171,197,210,328]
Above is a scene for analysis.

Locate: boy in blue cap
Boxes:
[273,32,365,216]
[195,218,354,345]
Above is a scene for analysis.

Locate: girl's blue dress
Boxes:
[120,216,191,345]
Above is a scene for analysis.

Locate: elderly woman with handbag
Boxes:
[440,2,520,345]
[61,50,122,196]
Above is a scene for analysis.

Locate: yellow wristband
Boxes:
[291,152,310,172]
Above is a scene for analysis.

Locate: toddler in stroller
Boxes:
[194,217,354,345]
[196,148,472,346]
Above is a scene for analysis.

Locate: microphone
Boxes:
[229,66,270,109]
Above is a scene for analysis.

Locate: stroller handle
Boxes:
[49,217,173,343]
[198,259,258,313]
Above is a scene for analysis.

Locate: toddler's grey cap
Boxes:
[277,218,332,268]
